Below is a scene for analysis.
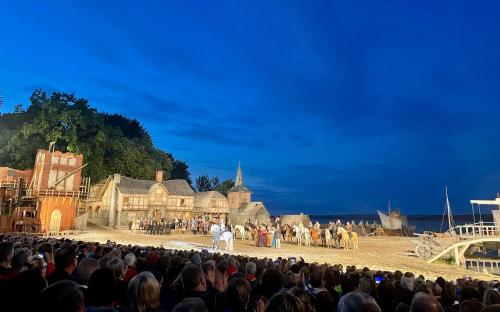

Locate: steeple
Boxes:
[228,162,250,193]
[235,161,243,186]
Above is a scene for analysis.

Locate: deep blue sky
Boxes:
[1,1,499,215]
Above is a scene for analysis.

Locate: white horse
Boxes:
[232,224,247,240]
[218,231,234,251]
[325,228,333,248]
[303,229,311,247]
[212,222,234,252]
[293,225,305,246]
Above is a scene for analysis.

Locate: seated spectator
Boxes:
[458,299,484,312]
[0,268,48,312]
[125,271,161,312]
[47,247,77,284]
[245,262,257,286]
[123,253,138,284]
[29,254,48,277]
[338,291,381,312]
[172,297,208,312]
[40,280,84,312]
[266,291,306,312]
[86,268,118,312]
[410,292,444,312]
[0,242,14,277]
[483,288,500,306]
[75,258,100,287]
[224,277,251,312]
[289,287,315,312]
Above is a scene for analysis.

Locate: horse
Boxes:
[293,225,306,246]
[232,224,247,240]
[245,223,258,241]
[213,230,234,251]
[337,227,359,250]
[303,228,312,247]
[324,228,334,248]
[284,224,294,243]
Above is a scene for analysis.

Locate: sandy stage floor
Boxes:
[75,223,491,281]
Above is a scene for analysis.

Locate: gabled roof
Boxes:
[162,179,195,196]
[195,191,226,200]
[237,201,269,216]
[114,176,194,196]
[116,176,154,194]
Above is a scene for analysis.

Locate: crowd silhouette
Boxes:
[0,233,499,312]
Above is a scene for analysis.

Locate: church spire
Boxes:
[235,161,243,186]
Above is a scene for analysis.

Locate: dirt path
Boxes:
[74,223,491,281]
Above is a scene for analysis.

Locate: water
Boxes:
[309,214,494,233]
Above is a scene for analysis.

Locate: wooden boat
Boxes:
[377,209,415,236]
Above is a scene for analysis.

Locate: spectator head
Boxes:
[261,268,284,299]
[191,253,201,266]
[2,268,48,312]
[315,292,336,312]
[483,288,500,305]
[284,271,300,289]
[246,261,256,275]
[0,241,14,265]
[410,293,444,312]
[54,247,77,273]
[11,247,31,272]
[358,277,373,294]
[127,271,161,312]
[124,253,137,267]
[401,276,415,291]
[310,270,323,288]
[75,258,100,285]
[172,298,208,312]
[28,254,47,276]
[225,277,251,311]
[107,257,125,280]
[40,280,84,312]
[181,263,206,291]
[338,292,381,312]
[266,291,306,312]
[87,268,118,308]
[290,287,315,312]
[458,299,484,312]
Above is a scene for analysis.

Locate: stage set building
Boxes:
[88,163,270,229]
[0,146,90,233]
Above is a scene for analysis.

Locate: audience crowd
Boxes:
[1,233,500,312]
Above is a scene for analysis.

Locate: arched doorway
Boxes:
[49,209,61,232]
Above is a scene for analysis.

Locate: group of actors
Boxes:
[256,224,282,248]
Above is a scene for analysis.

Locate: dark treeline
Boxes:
[0,90,191,184]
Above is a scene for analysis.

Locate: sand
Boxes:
[73,223,492,281]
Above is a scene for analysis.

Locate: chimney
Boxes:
[155,170,163,183]
[113,174,121,184]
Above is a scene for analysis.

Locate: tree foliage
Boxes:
[195,174,234,195]
[0,90,191,184]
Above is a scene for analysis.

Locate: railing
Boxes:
[35,189,88,198]
[453,223,500,238]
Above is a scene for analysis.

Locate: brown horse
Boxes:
[284,224,294,243]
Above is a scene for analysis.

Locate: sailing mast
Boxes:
[445,186,455,235]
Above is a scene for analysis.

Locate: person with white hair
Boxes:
[338,291,381,312]
[123,253,138,283]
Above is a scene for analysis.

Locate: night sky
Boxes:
[1,1,499,215]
